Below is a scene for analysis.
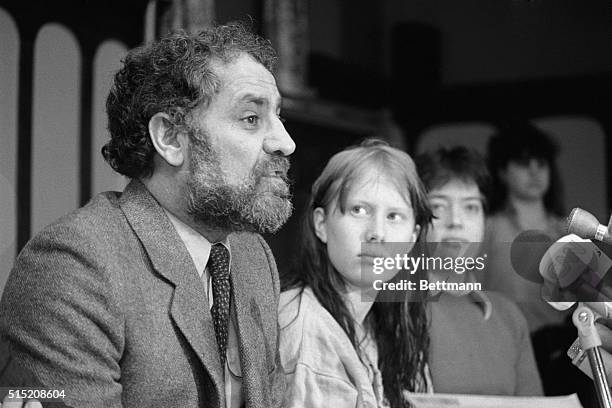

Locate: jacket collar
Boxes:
[118,180,225,397]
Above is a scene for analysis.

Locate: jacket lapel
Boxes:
[229,234,276,406]
[118,180,224,396]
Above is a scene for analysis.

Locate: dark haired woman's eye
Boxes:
[430,203,444,214]
[465,203,482,213]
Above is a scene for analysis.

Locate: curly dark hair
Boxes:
[487,121,564,216]
[102,21,277,179]
[282,139,433,407]
[416,146,492,214]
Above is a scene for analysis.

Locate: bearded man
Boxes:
[0,22,295,408]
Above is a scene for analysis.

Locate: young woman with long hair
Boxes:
[279,139,432,408]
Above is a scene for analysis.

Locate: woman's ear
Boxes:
[313,207,328,244]
[412,224,421,243]
[148,112,187,167]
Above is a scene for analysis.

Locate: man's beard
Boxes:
[185,128,293,234]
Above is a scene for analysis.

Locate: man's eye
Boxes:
[243,115,259,126]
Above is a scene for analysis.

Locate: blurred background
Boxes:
[1,0,611,305]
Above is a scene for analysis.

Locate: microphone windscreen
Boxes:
[510,230,553,284]
[567,207,600,239]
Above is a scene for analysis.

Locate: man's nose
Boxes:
[263,117,296,156]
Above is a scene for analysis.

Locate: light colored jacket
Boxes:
[278,287,387,408]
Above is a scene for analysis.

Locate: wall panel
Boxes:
[31,24,81,235]
[0,8,19,295]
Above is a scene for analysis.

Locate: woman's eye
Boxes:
[388,212,403,221]
[465,204,481,213]
[535,159,548,169]
[430,203,444,213]
[350,206,367,216]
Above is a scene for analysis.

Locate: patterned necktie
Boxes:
[207,243,231,366]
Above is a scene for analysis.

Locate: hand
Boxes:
[540,234,612,303]
[0,395,42,408]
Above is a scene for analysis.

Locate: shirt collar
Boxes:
[468,290,492,320]
[164,209,230,276]
[428,270,492,320]
[428,289,492,320]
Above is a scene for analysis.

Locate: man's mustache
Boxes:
[258,155,290,181]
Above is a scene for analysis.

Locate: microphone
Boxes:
[568,207,612,245]
[509,230,551,284]
[509,230,612,317]
[519,209,612,401]
[539,233,612,316]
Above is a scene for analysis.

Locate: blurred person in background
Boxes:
[417,146,543,396]
[484,122,582,397]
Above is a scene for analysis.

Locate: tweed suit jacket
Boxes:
[0,180,285,408]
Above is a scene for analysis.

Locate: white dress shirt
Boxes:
[165,209,243,408]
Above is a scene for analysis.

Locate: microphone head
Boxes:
[548,301,576,311]
[567,207,600,239]
[509,230,553,284]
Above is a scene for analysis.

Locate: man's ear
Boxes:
[313,207,328,244]
[148,112,186,167]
